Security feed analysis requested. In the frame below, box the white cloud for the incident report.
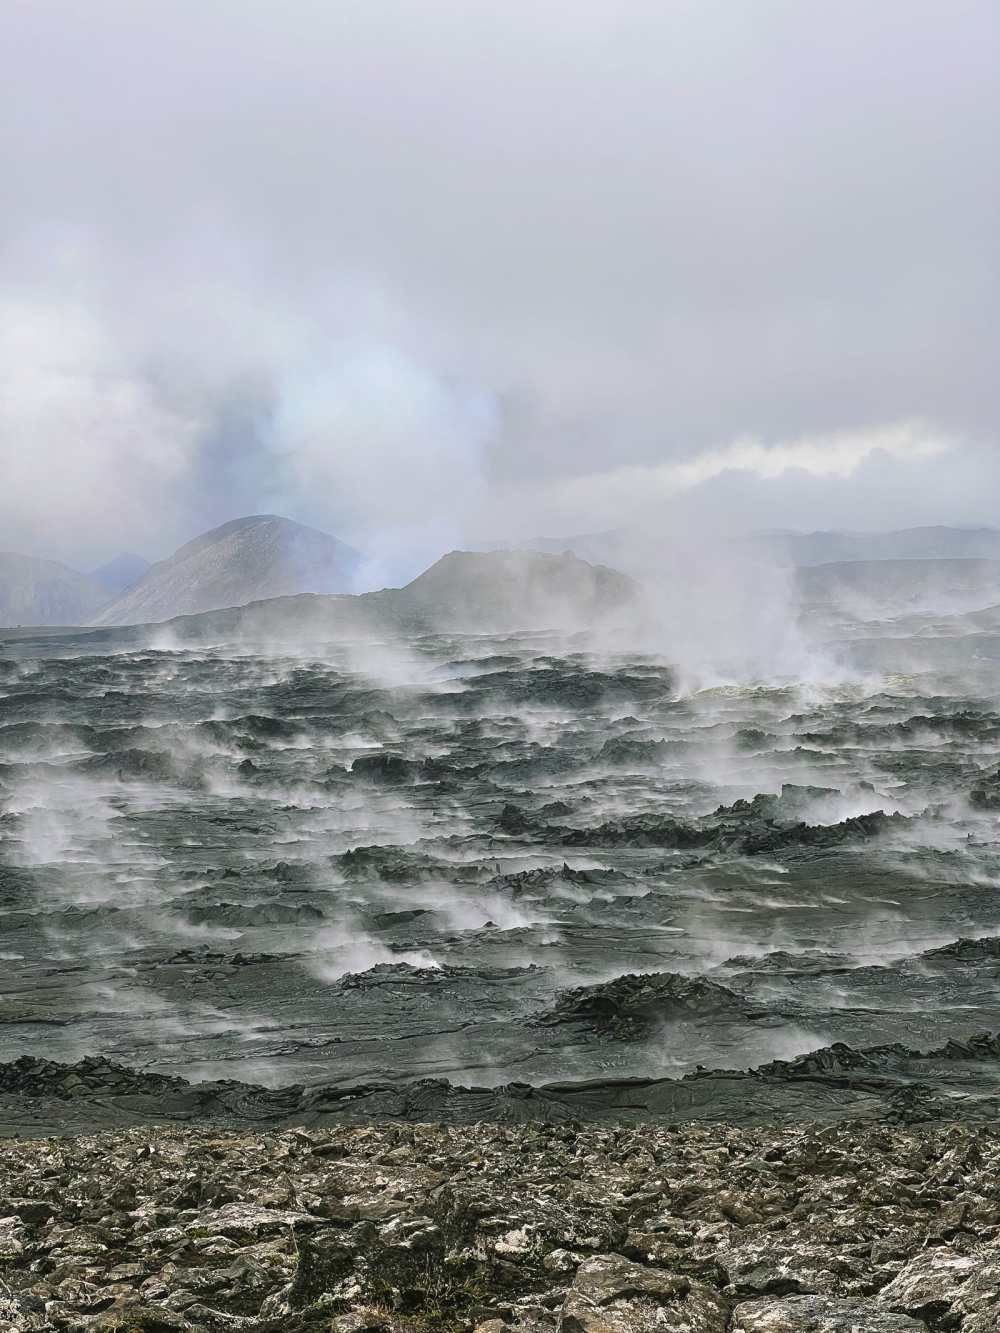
[1,0,997,563]
[670,422,953,486]
[0,296,203,562]
[510,421,959,532]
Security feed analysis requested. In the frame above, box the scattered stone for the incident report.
[0,1121,999,1330]
[559,1253,728,1331]
[731,1294,930,1331]
[876,1246,1000,1329]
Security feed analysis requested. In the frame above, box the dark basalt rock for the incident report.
[734,727,772,750]
[539,798,906,855]
[557,814,716,850]
[75,747,178,782]
[0,1054,188,1100]
[498,803,537,835]
[5,1032,1000,1133]
[970,772,1000,809]
[332,845,474,883]
[183,900,326,928]
[596,736,672,767]
[919,936,1000,963]
[536,972,747,1038]
[719,950,858,976]
[268,860,316,884]
[536,798,573,819]
[713,783,843,819]
[351,753,421,784]
[732,809,905,855]
[336,962,539,993]
[234,713,304,740]
[750,1040,887,1079]
[367,908,434,931]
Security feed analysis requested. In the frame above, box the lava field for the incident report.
[3,629,1000,1130]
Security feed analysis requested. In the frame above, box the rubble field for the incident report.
[2,1118,999,1332]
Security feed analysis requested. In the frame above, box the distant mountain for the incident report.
[747,526,1000,566]
[90,552,151,597]
[798,558,1000,617]
[0,553,106,627]
[387,549,636,631]
[57,550,639,643]
[481,526,1000,571]
[94,515,361,626]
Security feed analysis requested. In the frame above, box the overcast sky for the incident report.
[3,0,998,573]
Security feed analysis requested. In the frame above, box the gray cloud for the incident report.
[2,0,998,569]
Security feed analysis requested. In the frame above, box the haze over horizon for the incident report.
[3,0,999,581]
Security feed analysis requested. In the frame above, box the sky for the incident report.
[2,0,999,575]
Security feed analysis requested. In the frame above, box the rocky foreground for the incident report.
[1,1121,999,1332]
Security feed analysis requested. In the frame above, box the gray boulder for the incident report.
[732,1293,929,1331]
[558,1254,728,1332]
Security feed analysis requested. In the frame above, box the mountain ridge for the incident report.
[2,548,640,644]
[479,525,1000,569]
[0,552,106,628]
[89,551,152,598]
[93,514,360,626]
